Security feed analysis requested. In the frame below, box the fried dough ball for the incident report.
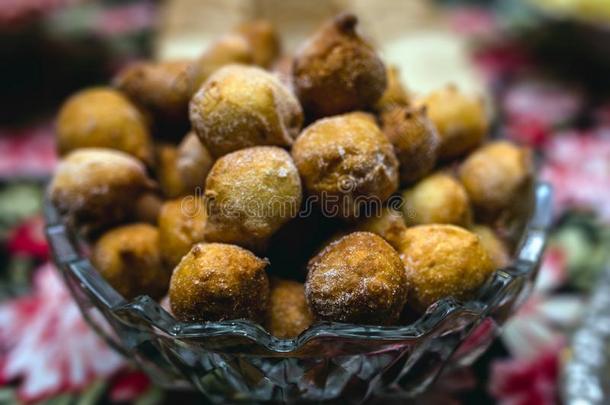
[415,85,488,160]
[397,224,494,313]
[381,106,440,185]
[169,243,270,322]
[204,146,302,251]
[472,225,510,268]
[190,64,303,158]
[188,34,254,93]
[134,193,163,224]
[56,87,152,164]
[354,207,407,250]
[92,223,168,299]
[49,148,154,232]
[374,65,410,112]
[158,197,207,269]
[265,279,313,338]
[459,141,533,218]
[293,13,387,118]
[155,144,188,198]
[114,60,192,124]
[292,112,399,219]
[176,132,214,194]
[305,232,408,324]
[402,173,472,227]
[235,20,281,68]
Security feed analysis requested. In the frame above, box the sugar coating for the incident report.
[204,146,302,251]
[92,223,168,299]
[397,224,494,314]
[190,64,303,158]
[305,232,408,325]
[402,172,472,227]
[169,243,269,323]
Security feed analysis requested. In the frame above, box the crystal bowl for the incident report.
[44,182,552,403]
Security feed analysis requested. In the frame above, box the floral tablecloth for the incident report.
[1,2,610,404]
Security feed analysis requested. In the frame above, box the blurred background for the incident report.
[1,0,610,403]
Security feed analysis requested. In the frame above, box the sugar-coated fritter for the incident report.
[305,232,408,324]
[92,223,168,299]
[354,206,407,250]
[155,144,188,198]
[49,148,154,232]
[56,87,152,164]
[402,173,472,227]
[176,132,214,194]
[415,85,488,160]
[190,64,303,158]
[133,193,163,225]
[397,224,494,313]
[158,197,207,269]
[265,278,313,338]
[381,106,440,185]
[204,146,302,251]
[291,112,399,219]
[235,20,281,68]
[293,13,387,118]
[459,141,533,218]
[114,60,192,124]
[169,243,269,322]
[374,65,410,112]
[472,225,510,268]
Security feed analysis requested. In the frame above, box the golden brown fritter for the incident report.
[305,232,408,325]
[472,225,510,268]
[354,206,407,250]
[49,148,154,233]
[374,65,410,112]
[265,278,313,338]
[402,173,472,227]
[293,13,387,118]
[92,223,169,300]
[133,193,163,225]
[292,112,398,219]
[190,64,303,158]
[204,146,302,251]
[56,87,152,164]
[114,60,192,124]
[415,85,488,160]
[169,243,269,322]
[176,132,214,194]
[381,106,440,185]
[155,144,188,199]
[158,197,207,269]
[459,141,533,218]
[235,20,281,68]
[397,224,494,313]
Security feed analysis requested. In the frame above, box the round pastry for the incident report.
[176,132,214,194]
[397,224,494,313]
[158,197,207,269]
[169,243,269,322]
[291,112,399,219]
[402,173,472,227]
[48,148,154,232]
[305,232,408,324]
[204,146,302,251]
[56,87,152,164]
[114,60,192,124]
[415,85,488,160]
[92,223,168,299]
[381,106,440,185]
[235,20,281,68]
[265,278,313,338]
[155,144,188,198]
[459,141,533,218]
[472,225,510,268]
[374,65,410,112]
[133,193,163,225]
[190,64,303,158]
[293,13,387,118]
[354,206,407,250]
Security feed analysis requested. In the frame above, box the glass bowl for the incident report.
[44,182,552,403]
